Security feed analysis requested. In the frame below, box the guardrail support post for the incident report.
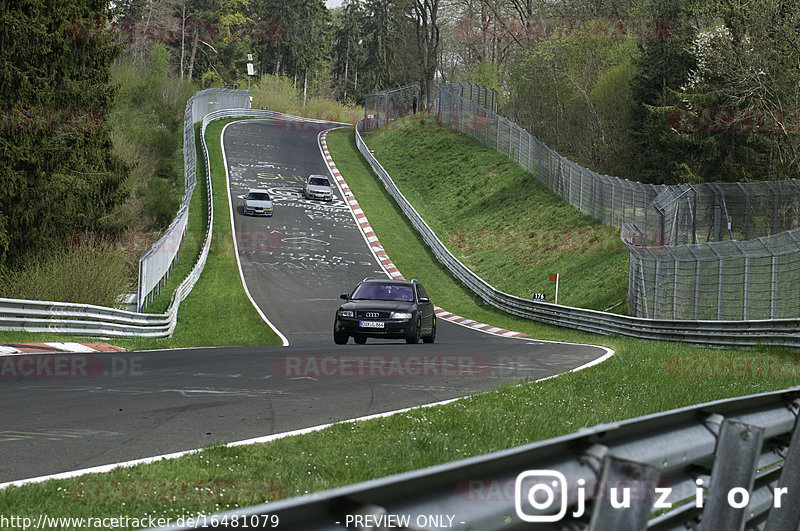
[588,454,660,531]
[701,419,765,531]
[764,406,800,531]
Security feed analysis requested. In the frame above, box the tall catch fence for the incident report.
[362,85,420,132]
[138,89,251,310]
[440,82,498,113]
[436,83,800,320]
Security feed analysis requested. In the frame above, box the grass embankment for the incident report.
[363,114,629,312]
[0,120,282,350]
[2,120,799,528]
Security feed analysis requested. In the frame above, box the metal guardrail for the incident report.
[153,387,800,530]
[354,121,800,348]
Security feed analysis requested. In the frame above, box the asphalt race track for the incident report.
[0,119,607,483]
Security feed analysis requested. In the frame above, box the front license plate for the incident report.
[359,321,385,329]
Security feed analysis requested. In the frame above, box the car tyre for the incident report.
[405,317,421,344]
[354,335,367,345]
[334,330,349,344]
[422,318,436,344]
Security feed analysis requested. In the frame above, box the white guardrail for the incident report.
[0,102,344,338]
[154,387,800,530]
[354,121,800,348]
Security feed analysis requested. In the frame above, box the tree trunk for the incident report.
[179,3,185,79]
[187,23,199,80]
[303,68,308,107]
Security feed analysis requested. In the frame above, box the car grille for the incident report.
[356,311,391,319]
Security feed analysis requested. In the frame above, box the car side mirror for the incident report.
[340,294,349,300]
[419,297,429,302]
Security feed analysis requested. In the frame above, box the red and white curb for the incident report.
[318,130,527,339]
[0,342,125,356]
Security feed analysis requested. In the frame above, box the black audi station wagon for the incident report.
[334,278,436,344]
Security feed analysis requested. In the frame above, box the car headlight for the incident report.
[390,311,413,320]
[338,310,354,318]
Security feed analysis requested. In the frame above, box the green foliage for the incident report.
[505,0,800,185]
[250,74,362,123]
[464,60,503,107]
[201,70,223,88]
[0,0,128,269]
[145,161,180,227]
[0,245,132,308]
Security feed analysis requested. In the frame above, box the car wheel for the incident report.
[354,335,367,345]
[422,318,436,344]
[405,317,421,344]
[334,331,349,345]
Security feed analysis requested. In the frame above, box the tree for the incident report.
[412,0,440,108]
[0,0,128,268]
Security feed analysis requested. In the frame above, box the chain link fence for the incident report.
[138,88,251,310]
[628,228,800,320]
[437,84,800,320]
[362,85,420,132]
[440,82,498,113]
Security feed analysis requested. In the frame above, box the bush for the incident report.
[0,243,133,308]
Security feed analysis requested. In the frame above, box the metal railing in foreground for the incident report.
[353,120,800,348]
[153,387,800,530]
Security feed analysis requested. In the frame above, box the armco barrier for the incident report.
[152,387,800,530]
[354,121,800,348]
[0,104,347,338]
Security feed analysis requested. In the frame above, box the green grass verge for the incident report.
[0,119,282,350]
[2,121,798,528]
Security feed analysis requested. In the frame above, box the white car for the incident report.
[303,174,334,201]
[242,189,273,216]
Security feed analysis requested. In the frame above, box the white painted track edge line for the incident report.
[221,121,289,347]
[0,344,611,491]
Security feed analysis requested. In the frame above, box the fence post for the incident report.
[764,411,800,531]
[588,454,660,531]
[701,418,765,531]
[770,255,777,319]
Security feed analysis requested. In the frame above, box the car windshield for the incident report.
[247,192,270,201]
[351,283,414,302]
[309,177,329,187]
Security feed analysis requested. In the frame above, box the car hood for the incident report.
[306,184,332,193]
[245,199,273,208]
[340,300,415,311]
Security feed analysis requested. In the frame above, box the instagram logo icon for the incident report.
[514,470,569,522]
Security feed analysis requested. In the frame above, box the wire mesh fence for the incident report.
[439,82,498,113]
[436,84,800,320]
[138,88,251,310]
[362,85,420,132]
[627,228,800,320]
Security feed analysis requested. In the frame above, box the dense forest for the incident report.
[1,0,798,291]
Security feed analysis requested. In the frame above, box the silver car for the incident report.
[242,188,273,216]
[303,174,334,202]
